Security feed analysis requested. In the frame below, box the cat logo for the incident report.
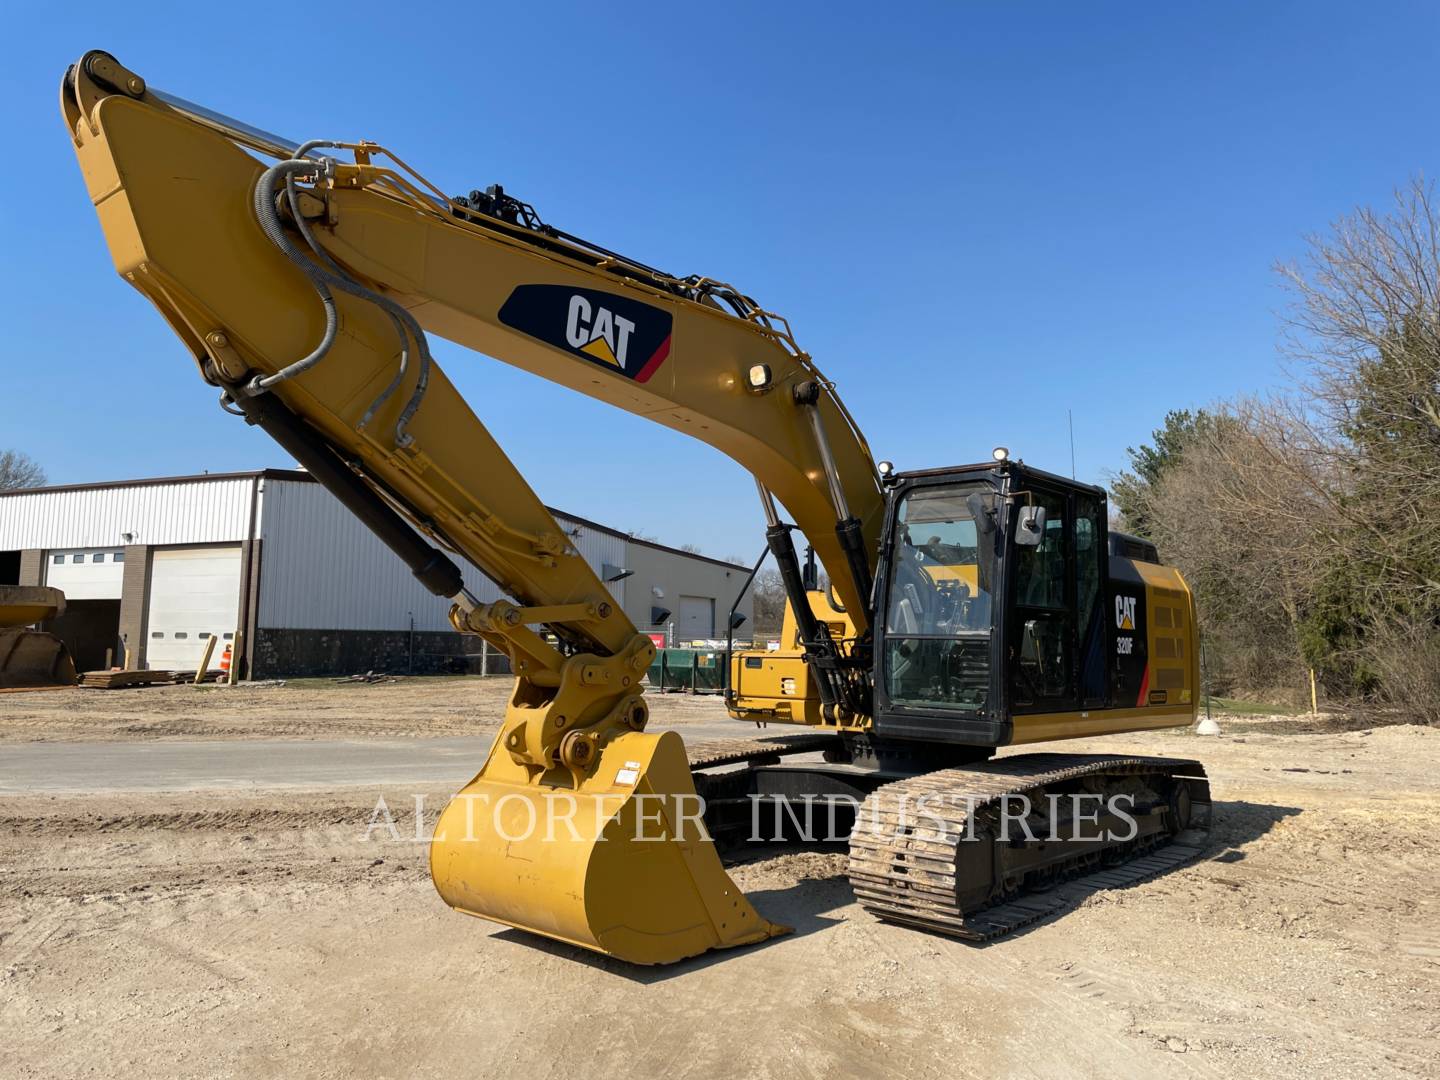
[1115,595,1137,631]
[565,294,634,368]
[497,284,673,383]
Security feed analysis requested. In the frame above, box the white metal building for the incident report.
[0,470,752,677]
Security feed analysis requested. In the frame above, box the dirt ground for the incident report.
[0,678,614,742]
[1,680,1437,1079]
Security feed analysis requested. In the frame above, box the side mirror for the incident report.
[1014,505,1047,547]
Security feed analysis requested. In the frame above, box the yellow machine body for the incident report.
[729,588,861,728]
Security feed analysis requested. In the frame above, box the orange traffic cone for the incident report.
[218,643,232,679]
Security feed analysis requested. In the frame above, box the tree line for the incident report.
[1112,180,1440,721]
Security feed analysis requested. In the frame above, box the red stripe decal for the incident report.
[1136,664,1150,707]
[634,335,671,383]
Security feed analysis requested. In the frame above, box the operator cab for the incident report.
[873,461,1111,747]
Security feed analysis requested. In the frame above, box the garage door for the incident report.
[677,595,714,641]
[44,549,127,600]
[146,547,242,671]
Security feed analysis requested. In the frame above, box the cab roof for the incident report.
[889,460,1106,498]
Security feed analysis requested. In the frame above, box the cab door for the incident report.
[1006,484,1111,715]
[1007,486,1077,712]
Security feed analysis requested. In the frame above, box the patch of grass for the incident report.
[1207,697,1297,716]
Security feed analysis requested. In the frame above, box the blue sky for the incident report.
[4,1,1437,560]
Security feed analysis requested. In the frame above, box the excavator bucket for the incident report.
[0,629,78,689]
[0,588,78,690]
[431,728,788,965]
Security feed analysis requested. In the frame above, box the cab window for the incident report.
[883,484,996,711]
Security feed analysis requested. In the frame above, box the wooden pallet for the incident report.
[79,669,175,689]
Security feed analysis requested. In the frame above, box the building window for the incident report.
[72,554,85,564]
[93,553,105,564]
[152,632,164,638]
[113,552,125,563]
[174,632,188,639]
[52,554,63,564]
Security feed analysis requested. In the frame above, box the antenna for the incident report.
[1068,409,1076,479]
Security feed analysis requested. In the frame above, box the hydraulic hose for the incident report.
[248,148,434,446]
[249,159,338,390]
[284,142,413,433]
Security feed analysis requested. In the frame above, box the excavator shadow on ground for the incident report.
[491,841,855,982]
[489,801,1303,981]
[952,798,1306,950]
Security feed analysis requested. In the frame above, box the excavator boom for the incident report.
[61,50,879,964]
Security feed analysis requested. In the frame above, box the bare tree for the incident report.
[1276,177,1440,614]
[1142,405,1326,697]
[749,568,789,638]
[1139,179,1440,714]
[0,450,45,492]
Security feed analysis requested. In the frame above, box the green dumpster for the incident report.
[646,648,727,693]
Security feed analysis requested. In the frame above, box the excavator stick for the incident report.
[0,588,79,690]
[431,729,789,964]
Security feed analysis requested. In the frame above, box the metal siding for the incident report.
[257,480,631,631]
[560,516,628,614]
[0,480,254,550]
[256,480,480,631]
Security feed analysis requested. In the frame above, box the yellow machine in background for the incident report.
[0,587,78,690]
[62,51,1208,966]
[730,585,856,727]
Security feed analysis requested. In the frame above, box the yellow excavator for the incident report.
[62,51,1210,965]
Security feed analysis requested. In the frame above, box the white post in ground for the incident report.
[1196,635,1221,735]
